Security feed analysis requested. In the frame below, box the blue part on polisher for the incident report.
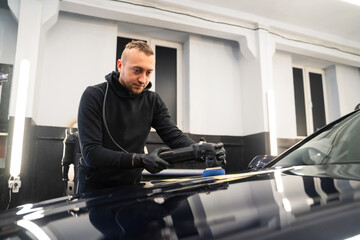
[203,168,225,177]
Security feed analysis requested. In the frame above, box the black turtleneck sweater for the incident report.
[77,71,195,187]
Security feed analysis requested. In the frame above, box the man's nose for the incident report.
[138,73,147,83]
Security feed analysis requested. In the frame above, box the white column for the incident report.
[238,27,277,153]
[239,28,275,132]
[257,28,277,155]
[8,0,59,118]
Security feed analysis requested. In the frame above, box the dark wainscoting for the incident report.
[1,118,37,210]
[30,126,68,202]
[0,118,68,210]
[1,120,301,210]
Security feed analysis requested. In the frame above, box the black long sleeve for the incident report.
[77,71,195,186]
[78,85,134,169]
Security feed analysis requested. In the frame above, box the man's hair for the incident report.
[121,40,154,60]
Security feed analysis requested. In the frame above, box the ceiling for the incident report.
[191,0,360,46]
[2,0,359,47]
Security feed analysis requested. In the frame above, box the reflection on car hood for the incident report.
[1,166,360,239]
[287,163,360,181]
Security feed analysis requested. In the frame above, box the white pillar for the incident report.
[257,28,277,155]
[8,0,59,118]
[239,28,275,133]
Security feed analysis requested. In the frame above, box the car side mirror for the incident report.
[248,155,275,170]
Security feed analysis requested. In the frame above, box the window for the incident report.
[293,67,327,136]
[293,68,307,136]
[116,37,182,127]
[155,45,177,123]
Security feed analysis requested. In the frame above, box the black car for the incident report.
[1,110,360,240]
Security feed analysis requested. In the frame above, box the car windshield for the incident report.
[273,111,360,167]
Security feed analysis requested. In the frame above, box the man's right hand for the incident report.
[133,147,170,174]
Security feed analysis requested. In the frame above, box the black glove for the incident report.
[196,138,227,166]
[214,143,226,166]
[133,147,170,174]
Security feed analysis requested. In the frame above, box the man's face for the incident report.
[117,48,155,94]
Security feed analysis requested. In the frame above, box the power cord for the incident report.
[6,187,11,210]
[102,82,129,153]
[5,176,12,210]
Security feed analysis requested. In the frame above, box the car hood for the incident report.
[1,165,360,239]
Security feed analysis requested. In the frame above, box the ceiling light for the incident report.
[9,59,30,193]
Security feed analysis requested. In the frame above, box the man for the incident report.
[77,41,223,193]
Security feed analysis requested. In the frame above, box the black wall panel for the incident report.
[31,126,66,202]
[0,118,37,209]
[0,120,287,209]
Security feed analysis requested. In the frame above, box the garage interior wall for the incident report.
[0,8,17,65]
[0,0,360,208]
[34,12,117,128]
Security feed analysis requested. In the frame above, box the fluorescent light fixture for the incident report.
[267,90,278,156]
[9,59,30,178]
[342,0,360,7]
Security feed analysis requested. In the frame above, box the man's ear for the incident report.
[117,59,122,72]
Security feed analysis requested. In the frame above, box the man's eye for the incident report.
[146,71,152,76]
[134,69,141,74]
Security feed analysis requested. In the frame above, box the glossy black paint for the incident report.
[1,165,360,239]
[1,110,360,239]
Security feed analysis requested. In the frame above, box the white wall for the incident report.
[187,35,243,136]
[2,3,360,139]
[238,53,266,136]
[0,8,17,64]
[272,51,360,139]
[325,65,341,122]
[272,52,297,139]
[336,64,360,116]
[34,12,117,127]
